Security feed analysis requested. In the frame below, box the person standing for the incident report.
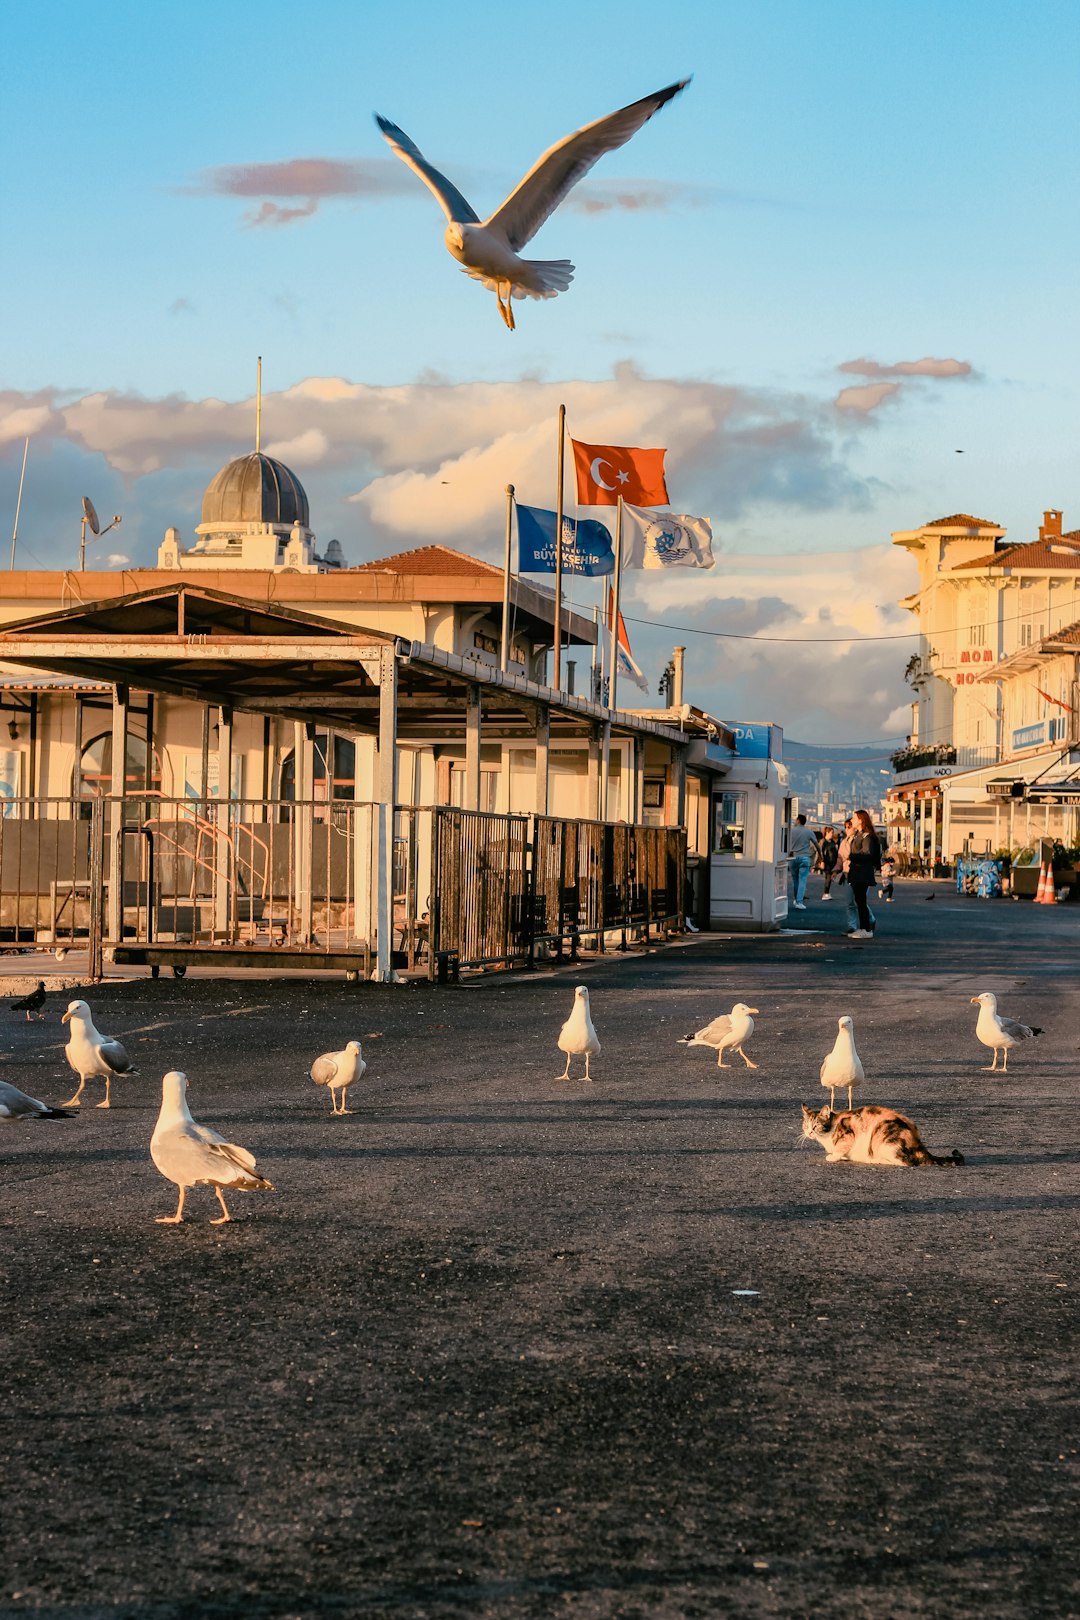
[847,810,882,938]
[788,814,815,910]
[820,826,840,898]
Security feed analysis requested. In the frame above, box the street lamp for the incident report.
[80,497,122,570]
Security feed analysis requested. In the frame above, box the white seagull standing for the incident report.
[678,1003,760,1069]
[61,999,136,1109]
[557,986,601,1082]
[970,992,1042,1072]
[150,1070,274,1226]
[376,80,689,330]
[819,1015,864,1111]
[0,1079,73,1124]
[310,1039,366,1115]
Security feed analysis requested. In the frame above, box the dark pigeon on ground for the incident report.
[10,981,46,1021]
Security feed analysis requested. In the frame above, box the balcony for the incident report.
[889,742,998,786]
[890,744,957,774]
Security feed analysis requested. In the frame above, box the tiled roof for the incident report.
[953,537,1080,571]
[351,544,502,578]
[923,513,1001,529]
[1043,619,1080,647]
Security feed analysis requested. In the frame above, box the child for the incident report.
[878,854,896,902]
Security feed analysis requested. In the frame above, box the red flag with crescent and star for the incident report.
[571,440,669,507]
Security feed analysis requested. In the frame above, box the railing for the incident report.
[0,796,686,981]
[429,809,686,972]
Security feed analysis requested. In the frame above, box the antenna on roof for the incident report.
[255,355,262,454]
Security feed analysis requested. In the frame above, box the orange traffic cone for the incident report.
[1034,862,1052,903]
[1045,864,1059,905]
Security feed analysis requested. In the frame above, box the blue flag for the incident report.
[516,504,614,576]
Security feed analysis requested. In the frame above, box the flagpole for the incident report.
[608,495,624,714]
[500,484,515,673]
[553,402,566,692]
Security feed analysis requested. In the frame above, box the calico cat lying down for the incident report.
[801,1103,964,1167]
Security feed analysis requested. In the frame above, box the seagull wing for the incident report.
[0,1079,48,1118]
[698,1015,733,1044]
[998,1016,1033,1040]
[310,1054,340,1086]
[190,1119,260,1177]
[375,115,480,225]
[99,1038,134,1074]
[485,80,688,252]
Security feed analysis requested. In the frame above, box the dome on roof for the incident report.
[200,452,309,529]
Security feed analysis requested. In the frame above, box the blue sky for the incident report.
[3,0,1080,739]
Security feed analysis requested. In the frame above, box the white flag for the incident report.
[622,503,715,569]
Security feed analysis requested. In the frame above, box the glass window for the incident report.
[713,790,747,855]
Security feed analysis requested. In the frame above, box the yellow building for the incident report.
[890,509,1080,859]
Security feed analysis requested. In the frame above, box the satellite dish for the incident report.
[81,497,101,536]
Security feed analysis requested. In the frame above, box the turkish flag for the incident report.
[571,439,669,507]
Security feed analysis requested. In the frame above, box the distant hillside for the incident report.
[782,738,894,818]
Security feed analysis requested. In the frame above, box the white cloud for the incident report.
[0,368,933,739]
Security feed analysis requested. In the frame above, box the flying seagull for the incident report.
[819,1015,864,1111]
[61,999,136,1109]
[678,1002,759,1069]
[151,1070,273,1226]
[310,1040,366,1115]
[375,80,689,330]
[970,992,1042,1073]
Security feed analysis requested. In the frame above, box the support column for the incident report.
[72,698,84,800]
[375,647,399,981]
[107,685,128,941]
[293,720,314,945]
[464,685,482,812]
[534,704,550,816]
[633,737,646,824]
[200,705,211,802]
[215,707,234,937]
[941,789,952,864]
[598,719,612,822]
[588,724,602,821]
[673,745,687,829]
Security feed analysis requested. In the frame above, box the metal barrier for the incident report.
[530,816,684,958]
[429,808,531,970]
[430,809,686,972]
[0,796,685,980]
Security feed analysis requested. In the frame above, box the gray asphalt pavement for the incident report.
[0,878,1077,1619]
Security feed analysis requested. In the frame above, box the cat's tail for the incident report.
[907,1145,965,1167]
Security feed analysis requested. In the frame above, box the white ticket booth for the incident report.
[707,722,791,932]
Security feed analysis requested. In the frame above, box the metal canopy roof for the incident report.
[0,583,687,748]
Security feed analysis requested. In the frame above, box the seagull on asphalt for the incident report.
[557,985,601,1082]
[376,80,689,330]
[61,999,136,1109]
[151,1070,274,1226]
[820,1015,864,1111]
[0,1079,72,1123]
[678,1002,759,1069]
[310,1040,366,1115]
[10,982,46,1021]
[970,992,1042,1073]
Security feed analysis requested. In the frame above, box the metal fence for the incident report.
[0,797,685,980]
[429,808,685,971]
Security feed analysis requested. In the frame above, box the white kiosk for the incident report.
[708,722,792,932]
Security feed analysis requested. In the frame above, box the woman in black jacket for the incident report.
[847,809,881,938]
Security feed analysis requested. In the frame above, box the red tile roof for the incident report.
[923,513,1002,529]
[351,544,503,577]
[1045,620,1080,647]
[954,537,1080,571]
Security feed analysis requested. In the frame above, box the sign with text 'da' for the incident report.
[726,722,782,761]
